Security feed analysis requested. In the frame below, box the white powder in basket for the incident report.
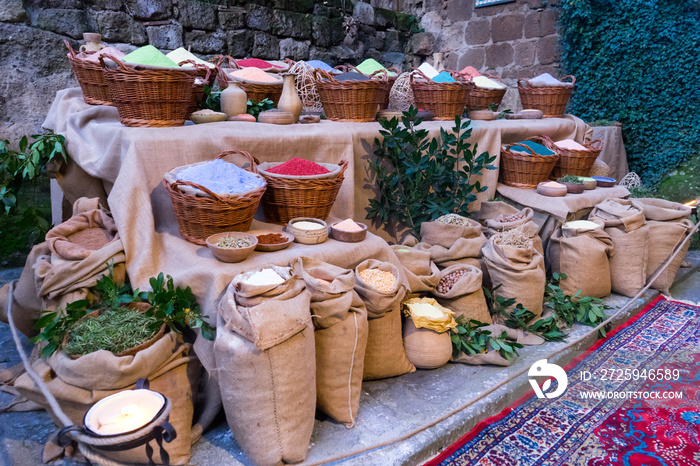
[177,159,265,195]
[244,268,285,286]
[292,221,324,230]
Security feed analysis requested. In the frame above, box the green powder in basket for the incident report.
[124,45,179,68]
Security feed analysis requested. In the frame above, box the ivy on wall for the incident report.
[558,0,700,185]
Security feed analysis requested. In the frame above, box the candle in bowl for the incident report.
[85,389,165,436]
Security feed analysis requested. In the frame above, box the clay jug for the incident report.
[278,73,302,121]
[221,82,248,118]
[433,52,445,72]
[81,33,105,53]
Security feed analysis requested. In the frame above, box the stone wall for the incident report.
[0,0,418,141]
[405,0,562,111]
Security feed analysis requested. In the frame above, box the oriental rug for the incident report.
[426,296,700,466]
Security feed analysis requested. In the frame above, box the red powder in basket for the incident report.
[237,58,282,69]
[267,158,331,176]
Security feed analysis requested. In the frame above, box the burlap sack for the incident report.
[391,245,440,295]
[433,265,491,324]
[45,208,119,261]
[354,260,415,380]
[477,201,544,256]
[14,332,197,465]
[290,257,368,427]
[482,234,546,318]
[408,219,487,268]
[402,318,452,369]
[633,198,694,293]
[214,268,315,466]
[589,199,649,297]
[547,223,614,298]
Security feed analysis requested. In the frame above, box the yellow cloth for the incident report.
[403,297,456,333]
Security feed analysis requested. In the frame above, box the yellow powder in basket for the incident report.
[292,220,325,230]
[230,67,280,83]
[334,218,362,232]
[542,181,565,188]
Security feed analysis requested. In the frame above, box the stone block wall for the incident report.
[0,0,418,141]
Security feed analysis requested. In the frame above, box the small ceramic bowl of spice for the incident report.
[250,230,294,252]
[286,218,328,244]
[557,176,585,194]
[536,181,567,197]
[206,232,258,263]
[592,176,616,187]
[331,218,367,243]
[580,177,597,190]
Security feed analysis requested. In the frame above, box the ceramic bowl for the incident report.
[592,176,616,187]
[558,179,585,194]
[330,222,368,243]
[286,218,328,245]
[249,230,294,252]
[520,109,544,119]
[536,182,567,197]
[206,232,258,263]
[467,110,497,121]
[190,111,227,124]
[580,177,597,190]
[258,109,296,125]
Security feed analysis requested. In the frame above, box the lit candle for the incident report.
[85,389,165,436]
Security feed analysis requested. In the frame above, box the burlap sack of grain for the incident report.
[0,199,125,338]
[477,201,544,256]
[390,245,440,295]
[482,233,546,318]
[407,218,486,268]
[432,264,491,324]
[589,199,649,297]
[633,198,694,293]
[290,257,367,427]
[214,267,315,466]
[14,332,197,465]
[354,259,415,380]
[547,222,614,298]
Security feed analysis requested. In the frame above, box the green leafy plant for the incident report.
[32,299,91,359]
[451,316,522,362]
[201,84,221,112]
[367,106,496,240]
[545,273,611,337]
[559,175,583,184]
[247,98,274,121]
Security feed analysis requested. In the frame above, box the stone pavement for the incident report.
[0,251,698,466]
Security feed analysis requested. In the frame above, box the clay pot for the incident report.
[221,82,248,118]
[402,318,452,369]
[277,73,302,121]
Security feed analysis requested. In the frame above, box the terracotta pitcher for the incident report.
[278,73,302,121]
[81,33,105,53]
[221,82,248,118]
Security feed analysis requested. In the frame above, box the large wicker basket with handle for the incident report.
[500,136,560,188]
[257,160,348,224]
[163,150,267,245]
[213,55,283,105]
[466,75,507,110]
[550,139,604,179]
[178,60,216,115]
[99,55,197,127]
[314,69,387,122]
[517,76,575,118]
[410,69,472,120]
[65,40,113,106]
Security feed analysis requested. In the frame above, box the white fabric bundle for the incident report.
[529,73,573,87]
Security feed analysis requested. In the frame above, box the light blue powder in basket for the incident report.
[176,159,265,195]
[306,60,334,72]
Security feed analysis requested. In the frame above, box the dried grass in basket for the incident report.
[99,54,197,127]
[466,75,507,110]
[549,139,604,179]
[64,40,113,106]
[163,150,266,245]
[517,75,575,118]
[500,135,560,189]
[212,55,283,105]
[410,69,472,121]
[258,160,349,224]
[314,69,388,122]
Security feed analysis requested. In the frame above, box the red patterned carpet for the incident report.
[426,296,700,466]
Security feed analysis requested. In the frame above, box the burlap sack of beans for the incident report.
[14,333,197,465]
[477,201,544,257]
[633,198,694,293]
[589,199,649,297]
[406,219,486,268]
[214,267,315,466]
[390,245,440,296]
[433,264,491,324]
[290,257,367,427]
[482,233,546,318]
[547,223,614,298]
[354,259,415,380]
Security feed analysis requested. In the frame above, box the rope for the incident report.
[297,219,700,466]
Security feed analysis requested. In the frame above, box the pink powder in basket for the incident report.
[229,67,280,83]
[335,218,363,232]
[267,158,330,176]
[542,181,564,188]
[237,58,283,69]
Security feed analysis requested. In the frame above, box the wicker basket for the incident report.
[314,69,387,122]
[178,60,216,115]
[549,139,604,179]
[65,40,113,106]
[465,75,507,110]
[258,160,348,224]
[410,69,472,121]
[213,55,284,105]
[518,76,575,118]
[500,136,560,188]
[163,150,266,245]
[99,55,196,127]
